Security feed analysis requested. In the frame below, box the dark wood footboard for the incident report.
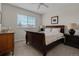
[26,31,47,55]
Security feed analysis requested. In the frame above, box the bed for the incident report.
[25,25,64,56]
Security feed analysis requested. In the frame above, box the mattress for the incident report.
[45,32,64,45]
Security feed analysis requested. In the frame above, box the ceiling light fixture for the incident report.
[37,3,48,9]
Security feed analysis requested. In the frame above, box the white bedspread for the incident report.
[45,32,64,45]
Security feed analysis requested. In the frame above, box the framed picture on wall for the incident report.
[51,16,58,24]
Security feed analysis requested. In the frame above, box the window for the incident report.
[17,14,36,28]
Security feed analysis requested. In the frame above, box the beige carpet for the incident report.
[14,40,79,56]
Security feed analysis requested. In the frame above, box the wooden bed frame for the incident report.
[25,25,64,56]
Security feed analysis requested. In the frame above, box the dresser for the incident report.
[0,32,14,55]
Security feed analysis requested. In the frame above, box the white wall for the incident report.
[42,4,79,26]
[0,3,1,11]
[0,3,2,24]
[2,3,42,41]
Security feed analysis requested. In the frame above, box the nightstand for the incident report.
[64,34,79,48]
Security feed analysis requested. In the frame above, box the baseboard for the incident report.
[14,39,25,42]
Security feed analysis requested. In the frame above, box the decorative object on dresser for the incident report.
[0,32,14,55]
[64,34,79,48]
[51,16,58,24]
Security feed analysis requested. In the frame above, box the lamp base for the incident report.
[69,29,75,35]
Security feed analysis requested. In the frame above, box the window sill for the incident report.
[17,26,36,29]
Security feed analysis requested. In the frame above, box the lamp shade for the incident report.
[67,23,78,29]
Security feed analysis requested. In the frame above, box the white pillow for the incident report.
[65,29,69,34]
[45,28,51,33]
[51,28,60,33]
[64,26,70,34]
[74,29,79,35]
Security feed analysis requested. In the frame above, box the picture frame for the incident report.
[51,16,58,24]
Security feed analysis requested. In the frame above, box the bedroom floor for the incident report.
[13,40,79,56]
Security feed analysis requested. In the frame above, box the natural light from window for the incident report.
[17,14,36,28]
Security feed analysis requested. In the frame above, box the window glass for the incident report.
[17,14,36,28]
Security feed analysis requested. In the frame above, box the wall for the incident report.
[42,4,79,26]
[2,3,42,41]
[0,3,2,24]
[0,3,1,12]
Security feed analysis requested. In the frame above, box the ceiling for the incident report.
[10,3,79,14]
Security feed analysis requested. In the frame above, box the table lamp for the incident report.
[67,23,78,35]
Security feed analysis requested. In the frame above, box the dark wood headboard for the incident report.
[46,25,65,33]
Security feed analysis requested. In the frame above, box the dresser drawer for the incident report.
[0,33,14,55]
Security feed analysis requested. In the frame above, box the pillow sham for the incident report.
[51,28,60,33]
[74,29,79,35]
[65,29,69,34]
[45,28,51,33]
